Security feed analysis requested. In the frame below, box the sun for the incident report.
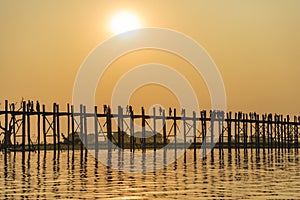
[110,12,141,35]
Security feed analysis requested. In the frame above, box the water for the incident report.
[1,149,300,199]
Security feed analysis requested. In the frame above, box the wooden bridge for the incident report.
[0,100,299,158]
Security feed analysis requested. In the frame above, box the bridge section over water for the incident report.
[0,100,299,157]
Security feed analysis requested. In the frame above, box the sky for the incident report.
[1,0,300,115]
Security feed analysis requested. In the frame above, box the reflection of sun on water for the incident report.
[110,12,141,35]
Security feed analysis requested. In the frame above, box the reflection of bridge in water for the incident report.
[0,100,299,161]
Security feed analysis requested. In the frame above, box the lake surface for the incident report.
[0,148,300,199]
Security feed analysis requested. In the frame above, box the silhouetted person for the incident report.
[103,105,107,114]
[159,107,162,115]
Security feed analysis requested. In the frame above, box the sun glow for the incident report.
[110,12,141,35]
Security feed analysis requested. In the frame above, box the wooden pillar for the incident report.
[106,107,112,152]
[296,117,299,149]
[120,107,124,149]
[67,104,70,153]
[250,113,253,149]
[273,114,277,148]
[280,115,284,149]
[141,107,146,152]
[193,111,197,161]
[153,107,157,151]
[83,106,87,150]
[243,114,248,149]
[210,111,213,146]
[22,101,26,152]
[182,109,186,151]
[275,115,278,148]
[234,113,237,149]
[117,106,124,149]
[268,114,272,149]
[42,105,47,151]
[283,116,286,149]
[4,100,8,151]
[255,114,260,149]
[218,111,223,150]
[274,115,277,148]
[71,105,75,153]
[218,112,221,150]
[201,110,207,157]
[11,103,16,148]
[79,105,84,154]
[277,115,281,149]
[173,108,177,157]
[227,112,232,149]
[94,106,99,153]
[210,111,214,153]
[37,101,41,153]
[262,114,266,149]
[27,102,31,150]
[129,106,134,152]
[287,115,290,149]
[53,103,57,153]
[117,106,121,148]
[241,113,245,149]
[237,112,241,149]
[221,112,225,148]
[56,104,60,152]
[162,110,167,145]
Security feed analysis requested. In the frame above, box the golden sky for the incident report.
[1,0,300,115]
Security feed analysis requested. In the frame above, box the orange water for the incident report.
[0,149,299,199]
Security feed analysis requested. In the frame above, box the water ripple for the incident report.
[0,149,300,199]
